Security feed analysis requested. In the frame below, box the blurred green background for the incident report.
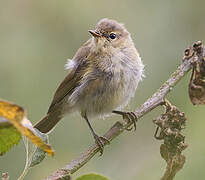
[0,0,205,179]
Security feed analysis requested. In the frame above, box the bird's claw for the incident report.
[94,134,109,156]
[112,110,138,131]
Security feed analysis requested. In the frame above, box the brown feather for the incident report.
[48,39,92,113]
[34,39,92,133]
[34,107,62,133]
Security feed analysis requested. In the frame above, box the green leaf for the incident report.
[0,121,22,155]
[18,129,50,180]
[76,173,109,180]
[29,147,46,167]
[29,128,48,167]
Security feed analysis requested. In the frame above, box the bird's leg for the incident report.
[112,110,138,131]
[83,114,109,156]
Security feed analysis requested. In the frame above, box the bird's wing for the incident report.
[47,39,92,113]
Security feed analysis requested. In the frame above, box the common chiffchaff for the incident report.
[35,18,144,154]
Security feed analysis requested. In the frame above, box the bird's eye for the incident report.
[109,33,116,39]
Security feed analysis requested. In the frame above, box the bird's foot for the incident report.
[112,110,138,131]
[93,134,110,156]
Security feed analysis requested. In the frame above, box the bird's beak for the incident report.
[88,30,101,38]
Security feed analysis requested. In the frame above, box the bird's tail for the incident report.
[34,110,62,133]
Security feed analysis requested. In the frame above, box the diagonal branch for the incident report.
[45,43,204,180]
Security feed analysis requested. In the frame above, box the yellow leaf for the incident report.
[0,100,54,156]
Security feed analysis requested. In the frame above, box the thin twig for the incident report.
[45,45,203,180]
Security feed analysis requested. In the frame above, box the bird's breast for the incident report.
[73,49,144,118]
[89,51,142,113]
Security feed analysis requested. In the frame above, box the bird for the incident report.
[34,18,144,155]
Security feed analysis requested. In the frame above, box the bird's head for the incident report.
[89,18,132,51]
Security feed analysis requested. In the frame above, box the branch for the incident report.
[45,42,204,180]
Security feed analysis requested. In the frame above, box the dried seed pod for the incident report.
[193,41,203,55]
[153,100,187,153]
[189,57,205,105]
[187,41,205,105]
